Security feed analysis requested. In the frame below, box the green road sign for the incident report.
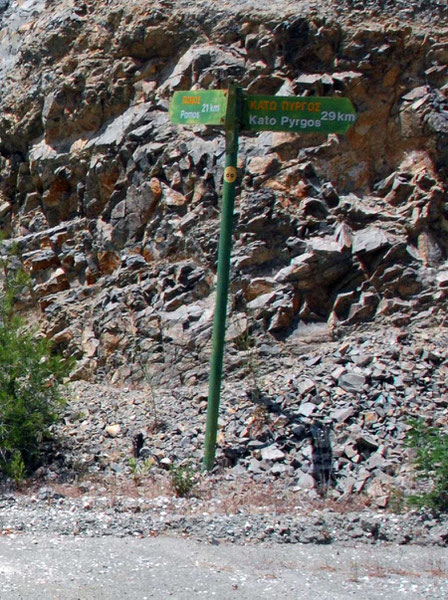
[242,94,357,134]
[169,89,228,126]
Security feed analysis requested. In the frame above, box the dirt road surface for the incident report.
[0,534,446,599]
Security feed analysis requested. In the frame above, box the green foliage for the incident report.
[128,457,138,472]
[0,261,72,478]
[9,450,26,484]
[169,462,197,497]
[128,457,154,483]
[406,419,448,513]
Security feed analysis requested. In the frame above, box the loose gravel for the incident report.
[0,534,446,599]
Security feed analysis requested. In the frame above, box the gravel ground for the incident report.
[0,534,446,599]
[0,484,447,545]
[0,324,443,548]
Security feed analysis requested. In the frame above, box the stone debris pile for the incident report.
[42,322,447,520]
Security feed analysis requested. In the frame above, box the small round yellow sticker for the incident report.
[224,166,237,183]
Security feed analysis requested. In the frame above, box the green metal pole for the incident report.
[203,85,241,471]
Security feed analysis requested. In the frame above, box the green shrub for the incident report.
[169,462,197,497]
[406,419,448,513]
[0,262,72,478]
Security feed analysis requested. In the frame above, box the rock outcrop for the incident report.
[0,0,445,388]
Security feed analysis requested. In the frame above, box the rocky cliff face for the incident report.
[0,0,447,385]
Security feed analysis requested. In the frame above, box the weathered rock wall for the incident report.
[0,0,446,382]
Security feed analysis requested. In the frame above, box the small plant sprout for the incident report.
[128,457,154,484]
[169,462,198,497]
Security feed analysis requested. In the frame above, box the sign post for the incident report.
[169,87,357,470]
[203,85,241,471]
